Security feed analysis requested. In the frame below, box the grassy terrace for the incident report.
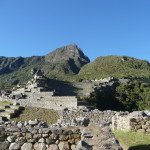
[11,107,59,125]
[0,101,12,105]
[113,130,150,150]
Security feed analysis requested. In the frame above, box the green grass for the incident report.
[11,107,59,125]
[113,130,150,150]
[0,101,12,106]
[0,101,12,104]
[46,100,75,102]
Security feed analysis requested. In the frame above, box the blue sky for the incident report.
[0,0,150,62]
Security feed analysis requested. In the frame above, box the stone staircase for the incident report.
[0,101,24,121]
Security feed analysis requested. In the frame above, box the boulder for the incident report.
[34,143,47,150]
[28,119,39,125]
[9,143,21,150]
[21,143,33,150]
[129,111,146,117]
[7,136,16,142]
[0,141,10,150]
[47,144,59,150]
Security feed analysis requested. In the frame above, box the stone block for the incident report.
[7,136,16,142]
[135,125,142,130]
[45,139,55,145]
[47,144,59,150]
[0,141,10,150]
[9,143,21,150]
[59,135,69,141]
[27,138,37,143]
[15,137,27,145]
[140,121,146,125]
[39,128,51,134]
[142,125,148,130]
[129,118,136,122]
[146,129,150,133]
[137,129,146,133]
[42,134,49,138]
[39,138,45,143]
[34,142,47,150]
[33,134,42,139]
[21,143,33,150]
[25,133,32,139]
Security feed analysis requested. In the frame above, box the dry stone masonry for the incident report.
[58,108,127,126]
[0,71,79,110]
[112,111,150,134]
[0,71,149,149]
[0,120,81,150]
[0,73,129,112]
[0,102,24,121]
[0,119,122,150]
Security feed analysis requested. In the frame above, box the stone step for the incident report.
[9,105,22,110]
[0,112,14,120]
[4,108,17,113]
[0,105,11,109]
[0,101,24,121]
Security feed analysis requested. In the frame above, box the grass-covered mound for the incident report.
[76,55,150,80]
[11,107,59,125]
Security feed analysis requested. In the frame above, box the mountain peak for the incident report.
[45,44,90,63]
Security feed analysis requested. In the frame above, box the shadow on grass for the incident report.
[129,144,150,150]
[47,79,82,96]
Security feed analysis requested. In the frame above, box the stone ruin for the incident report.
[0,72,132,112]
[0,102,24,121]
[0,70,79,110]
[112,110,150,134]
[58,108,150,135]
[0,117,123,150]
[0,106,150,149]
[0,72,149,149]
[11,69,52,97]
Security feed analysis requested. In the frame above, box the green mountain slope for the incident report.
[76,55,150,80]
[0,44,90,86]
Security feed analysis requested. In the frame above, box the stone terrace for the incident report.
[0,102,24,121]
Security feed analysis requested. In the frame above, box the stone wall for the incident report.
[0,97,78,110]
[58,108,126,125]
[0,119,123,150]
[0,120,81,150]
[112,111,150,133]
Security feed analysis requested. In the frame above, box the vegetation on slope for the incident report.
[115,80,150,111]
[0,44,90,86]
[76,55,150,80]
[92,80,150,111]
